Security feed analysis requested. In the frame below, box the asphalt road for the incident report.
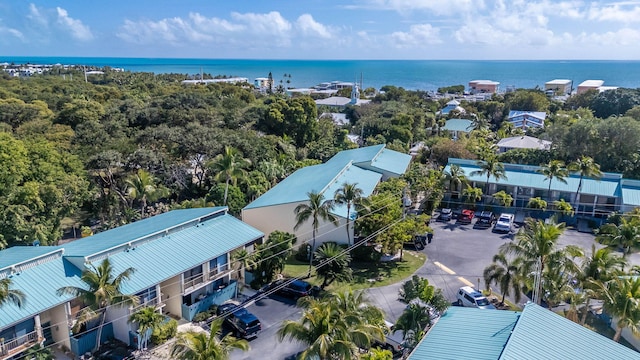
[230,215,613,360]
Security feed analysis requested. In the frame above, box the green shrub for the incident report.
[295,244,311,261]
[151,319,177,344]
[351,245,381,262]
[192,311,209,323]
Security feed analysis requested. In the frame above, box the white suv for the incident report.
[493,213,514,233]
[456,286,496,309]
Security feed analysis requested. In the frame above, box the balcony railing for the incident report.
[0,330,40,358]
[207,264,230,280]
[184,274,204,291]
[132,296,163,312]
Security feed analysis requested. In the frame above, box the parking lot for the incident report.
[229,211,615,359]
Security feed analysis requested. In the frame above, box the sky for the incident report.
[1,0,640,60]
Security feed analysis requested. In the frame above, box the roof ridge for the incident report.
[318,160,354,196]
[0,248,64,276]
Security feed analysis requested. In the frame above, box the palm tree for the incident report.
[294,192,338,277]
[499,219,581,306]
[554,199,574,217]
[231,248,254,283]
[361,348,393,360]
[443,164,467,199]
[471,156,507,197]
[0,278,25,308]
[596,217,640,256]
[578,245,627,325]
[171,319,249,360]
[483,253,522,306]
[527,197,547,211]
[393,303,433,349]
[538,160,568,202]
[278,296,368,360]
[334,182,369,246]
[209,146,250,206]
[129,306,165,350]
[569,156,602,210]
[125,169,166,218]
[57,258,137,352]
[24,344,54,360]
[492,190,513,208]
[462,185,482,206]
[597,276,640,342]
[314,242,353,289]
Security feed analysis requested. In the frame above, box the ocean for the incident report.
[3,57,640,91]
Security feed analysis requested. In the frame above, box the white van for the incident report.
[456,286,496,309]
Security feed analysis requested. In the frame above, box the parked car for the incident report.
[456,286,496,309]
[493,213,515,233]
[373,320,406,354]
[271,279,313,299]
[474,211,496,229]
[217,303,262,338]
[457,209,474,224]
[437,208,453,221]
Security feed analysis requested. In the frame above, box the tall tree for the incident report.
[0,278,25,308]
[209,146,250,206]
[596,218,640,256]
[294,192,338,277]
[483,253,522,306]
[314,242,353,289]
[568,156,602,209]
[538,160,568,201]
[462,185,483,206]
[171,319,249,360]
[334,182,369,246]
[57,258,137,352]
[578,245,627,325]
[492,190,513,207]
[597,277,640,342]
[393,304,432,350]
[129,306,165,350]
[125,169,166,218]
[471,156,507,197]
[443,164,467,199]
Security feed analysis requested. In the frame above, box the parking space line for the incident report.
[433,261,456,275]
[457,276,475,287]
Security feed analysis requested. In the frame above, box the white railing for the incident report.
[132,296,162,312]
[207,264,230,281]
[0,330,39,357]
[183,274,204,291]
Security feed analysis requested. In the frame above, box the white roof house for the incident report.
[577,80,605,94]
[544,79,572,95]
[320,112,349,126]
[507,111,547,129]
[439,99,466,115]
[497,136,552,152]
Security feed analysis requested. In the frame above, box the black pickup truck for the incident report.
[217,303,262,339]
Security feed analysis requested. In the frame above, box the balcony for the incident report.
[207,264,231,281]
[131,296,164,312]
[183,274,205,292]
[0,331,42,359]
[181,280,237,321]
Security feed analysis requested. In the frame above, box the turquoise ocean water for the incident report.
[4,57,640,91]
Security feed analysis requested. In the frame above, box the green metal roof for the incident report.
[0,256,85,328]
[63,207,227,258]
[442,119,475,133]
[0,246,62,269]
[104,214,263,294]
[244,145,410,212]
[446,158,621,197]
[409,307,519,360]
[500,303,639,359]
[622,180,640,207]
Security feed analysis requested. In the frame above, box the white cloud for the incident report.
[365,0,485,15]
[391,24,442,47]
[296,14,332,38]
[0,26,24,41]
[588,3,640,23]
[56,7,93,41]
[577,27,640,46]
[27,3,48,27]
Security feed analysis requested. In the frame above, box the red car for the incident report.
[457,209,475,224]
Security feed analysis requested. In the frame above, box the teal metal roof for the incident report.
[442,119,474,133]
[500,303,639,359]
[0,246,62,269]
[622,184,640,207]
[409,307,519,360]
[0,257,85,328]
[446,158,621,197]
[63,207,227,257]
[325,167,381,219]
[105,214,263,294]
[244,145,409,212]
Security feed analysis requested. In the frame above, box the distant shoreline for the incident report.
[3,57,640,91]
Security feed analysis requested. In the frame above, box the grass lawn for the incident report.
[282,250,427,292]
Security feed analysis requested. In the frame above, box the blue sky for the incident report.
[1,0,640,59]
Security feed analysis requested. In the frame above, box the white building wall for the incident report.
[105,305,131,344]
[242,202,351,249]
[47,303,71,350]
[160,275,182,317]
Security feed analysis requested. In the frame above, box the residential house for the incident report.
[439,100,466,116]
[496,135,551,153]
[408,303,639,359]
[444,158,640,216]
[440,119,475,140]
[0,207,263,358]
[577,80,605,94]
[468,80,500,94]
[242,145,412,247]
[507,110,547,129]
[544,79,573,95]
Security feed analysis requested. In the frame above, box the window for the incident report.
[184,265,204,289]
[464,294,474,303]
[135,286,157,305]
